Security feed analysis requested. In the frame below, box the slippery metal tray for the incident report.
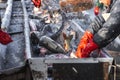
[28,58,114,80]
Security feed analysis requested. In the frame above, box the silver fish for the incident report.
[39,36,65,53]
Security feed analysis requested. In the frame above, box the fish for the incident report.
[32,31,65,53]
[63,32,73,52]
[29,20,38,31]
[39,36,65,53]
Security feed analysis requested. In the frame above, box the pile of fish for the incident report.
[29,0,95,58]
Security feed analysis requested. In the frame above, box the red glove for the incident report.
[75,31,93,58]
[94,6,99,16]
[0,30,13,45]
[32,0,41,8]
[81,39,99,58]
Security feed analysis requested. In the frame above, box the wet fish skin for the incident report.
[29,20,38,31]
[30,31,40,45]
[63,32,73,52]
[29,14,42,19]
[31,31,66,53]
[39,36,65,53]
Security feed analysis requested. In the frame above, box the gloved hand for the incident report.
[75,31,93,58]
[94,6,99,15]
[32,0,41,8]
[0,30,13,45]
[81,39,99,58]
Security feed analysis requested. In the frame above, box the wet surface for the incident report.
[0,0,120,79]
[27,0,96,58]
[0,1,25,70]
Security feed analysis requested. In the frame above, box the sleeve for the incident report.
[87,14,105,34]
[93,0,120,48]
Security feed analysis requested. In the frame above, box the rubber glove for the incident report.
[0,30,13,45]
[81,39,99,58]
[32,0,41,8]
[75,31,93,58]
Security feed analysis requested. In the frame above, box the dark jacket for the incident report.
[87,0,120,48]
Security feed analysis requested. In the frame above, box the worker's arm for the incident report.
[78,0,120,58]
[93,0,120,48]
[75,13,106,58]
[75,0,120,58]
